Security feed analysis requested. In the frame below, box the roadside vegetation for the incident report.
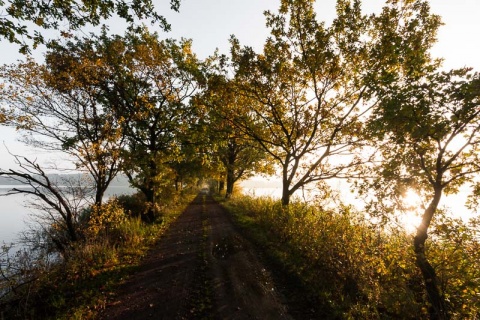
[221,194,480,319]
[0,0,479,318]
[0,191,196,319]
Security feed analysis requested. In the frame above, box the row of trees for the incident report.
[0,26,267,236]
[1,0,479,318]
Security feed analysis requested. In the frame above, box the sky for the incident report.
[0,0,479,170]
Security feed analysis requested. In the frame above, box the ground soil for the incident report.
[98,194,294,320]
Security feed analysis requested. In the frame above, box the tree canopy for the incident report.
[199,74,273,198]
[0,54,126,205]
[0,0,180,53]
[227,0,440,205]
[84,29,204,221]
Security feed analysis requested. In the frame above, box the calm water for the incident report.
[0,186,135,245]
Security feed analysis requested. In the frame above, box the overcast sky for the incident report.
[1,0,479,169]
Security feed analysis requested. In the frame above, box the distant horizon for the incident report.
[0,173,130,186]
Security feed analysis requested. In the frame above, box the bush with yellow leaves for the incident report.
[86,199,127,238]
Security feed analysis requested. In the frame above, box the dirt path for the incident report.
[99,194,292,320]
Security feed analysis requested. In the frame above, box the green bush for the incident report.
[428,214,480,318]
[116,192,149,218]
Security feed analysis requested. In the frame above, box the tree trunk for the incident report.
[281,160,292,206]
[95,187,105,206]
[65,210,78,243]
[281,180,290,206]
[143,187,156,223]
[225,168,235,199]
[414,187,449,320]
[143,157,158,223]
[94,167,108,206]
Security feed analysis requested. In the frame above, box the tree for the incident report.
[0,0,180,53]
[229,0,441,205]
[89,29,204,221]
[0,155,91,252]
[0,51,126,206]
[220,128,270,198]
[166,140,208,193]
[366,68,480,319]
[201,75,272,198]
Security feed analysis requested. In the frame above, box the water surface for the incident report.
[0,186,135,245]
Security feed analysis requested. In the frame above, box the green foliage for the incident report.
[0,0,180,53]
[365,68,480,216]
[227,0,441,205]
[0,0,478,318]
[20,27,207,219]
[86,199,127,238]
[223,195,480,318]
[365,66,480,316]
[79,28,205,217]
[429,213,480,318]
[198,74,273,198]
[0,52,126,206]
[115,192,149,218]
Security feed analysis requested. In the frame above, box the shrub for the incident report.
[226,195,480,318]
[115,192,149,218]
[86,199,127,238]
[428,214,480,318]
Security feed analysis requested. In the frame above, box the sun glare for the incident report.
[398,189,423,233]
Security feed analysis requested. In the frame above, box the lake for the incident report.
[0,186,135,246]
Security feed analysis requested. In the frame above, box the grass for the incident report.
[219,193,480,319]
[4,191,479,318]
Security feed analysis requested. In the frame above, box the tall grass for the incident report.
[223,195,480,319]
